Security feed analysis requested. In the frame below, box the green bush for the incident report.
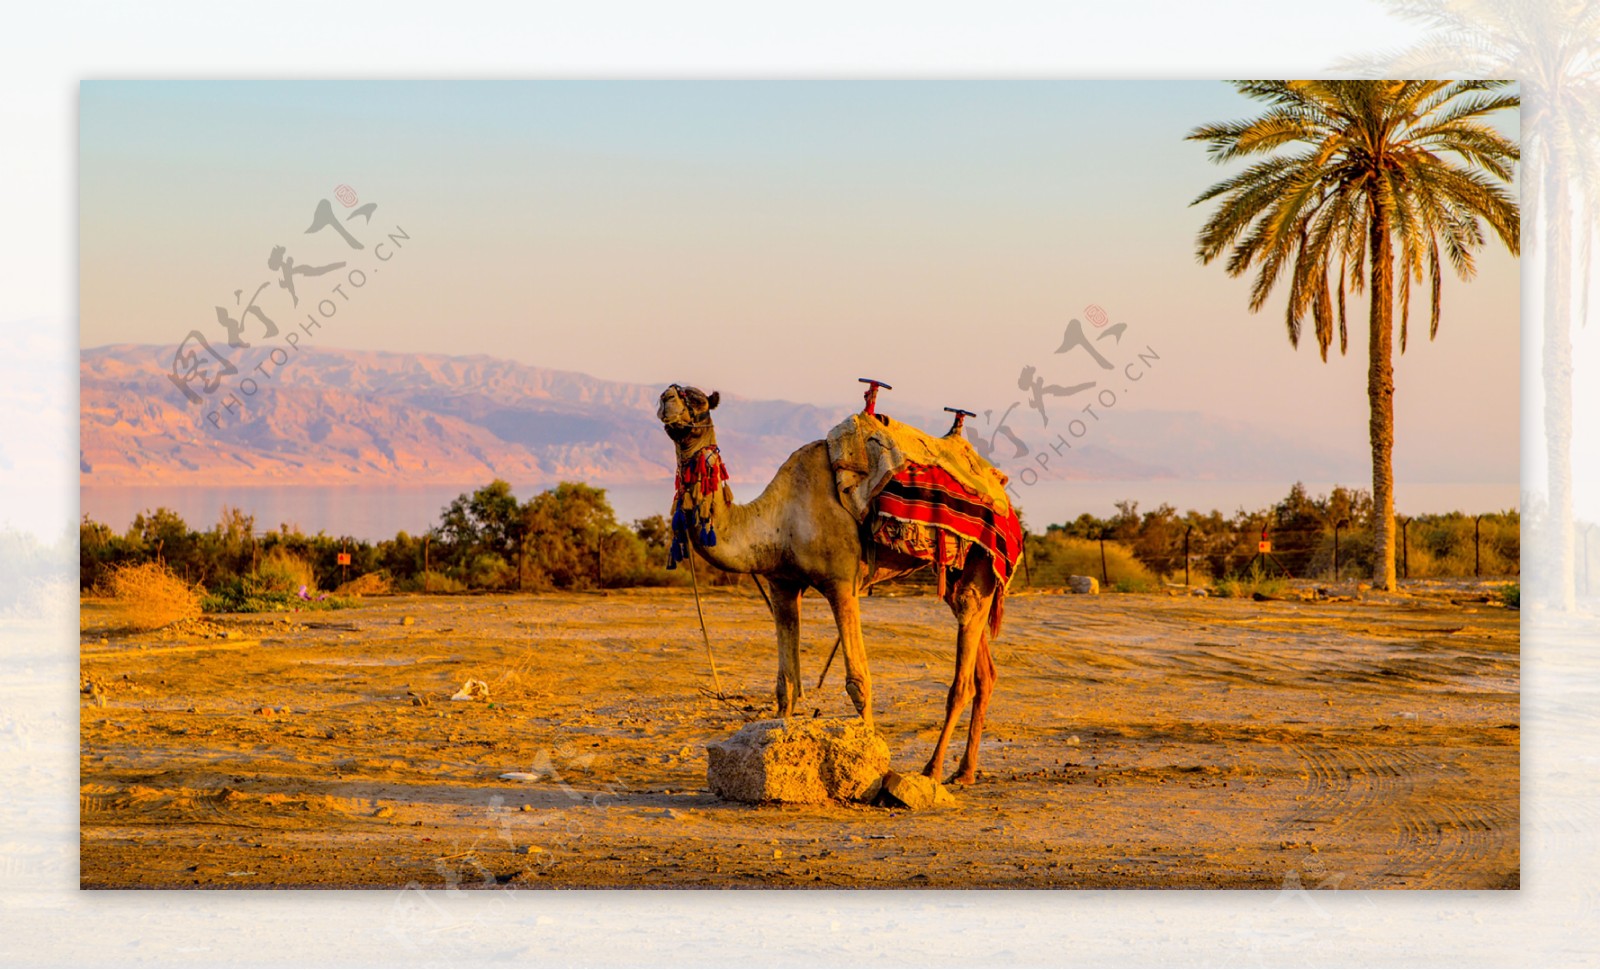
[256,548,317,591]
[467,553,516,590]
[1501,582,1520,609]
[399,570,467,594]
[1024,533,1159,591]
[201,574,354,613]
[201,551,352,613]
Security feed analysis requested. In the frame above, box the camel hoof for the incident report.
[947,772,977,787]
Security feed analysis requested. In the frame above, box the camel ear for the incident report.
[707,391,720,410]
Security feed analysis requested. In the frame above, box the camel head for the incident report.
[657,384,720,447]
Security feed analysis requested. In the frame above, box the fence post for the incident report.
[1183,525,1192,587]
[1333,520,1341,581]
[1400,516,1409,579]
[1585,525,1591,597]
[1099,532,1109,588]
[423,534,430,592]
[1474,515,1482,578]
[1021,531,1033,588]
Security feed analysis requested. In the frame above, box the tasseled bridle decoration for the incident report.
[667,443,730,568]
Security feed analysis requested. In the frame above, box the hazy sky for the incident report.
[80,80,1521,485]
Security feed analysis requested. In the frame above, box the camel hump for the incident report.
[824,413,1012,520]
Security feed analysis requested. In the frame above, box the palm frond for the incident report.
[1189,76,1519,362]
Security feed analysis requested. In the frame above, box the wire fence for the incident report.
[873,514,1520,593]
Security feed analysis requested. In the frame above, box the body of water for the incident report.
[81,480,1521,541]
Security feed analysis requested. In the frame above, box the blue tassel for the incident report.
[671,508,688,532]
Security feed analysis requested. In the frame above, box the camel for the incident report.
[656,383,1004,784]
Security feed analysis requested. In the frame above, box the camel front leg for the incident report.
[770,580,804,718]
[823,585,873,732]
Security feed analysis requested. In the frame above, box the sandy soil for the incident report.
[79,582,1519,890]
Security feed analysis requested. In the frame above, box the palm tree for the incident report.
[1189,80,1520,590]
[1338,1,1600,610]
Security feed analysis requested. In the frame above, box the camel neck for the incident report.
[668,428,781,575]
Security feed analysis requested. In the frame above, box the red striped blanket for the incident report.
[872,461,1024,633]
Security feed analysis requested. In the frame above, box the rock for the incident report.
[874,769,956,810]
[1067,575,1099,595]
[706,718,889,804]
[401,616,415,626]
[450,679,490,702]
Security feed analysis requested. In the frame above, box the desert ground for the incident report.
[79,581,1519,890]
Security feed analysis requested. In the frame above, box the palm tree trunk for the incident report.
[1543,152,1576,611]
[1369,199,1398,591]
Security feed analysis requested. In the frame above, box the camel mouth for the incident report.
[663,420,696,442]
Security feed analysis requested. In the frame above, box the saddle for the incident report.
[826,413,1024,629]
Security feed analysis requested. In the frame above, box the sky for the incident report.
[79,79,1523,487]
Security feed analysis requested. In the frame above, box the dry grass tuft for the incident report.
[480,647,552,704]
[107,561,202,631]
[336,571,393,596]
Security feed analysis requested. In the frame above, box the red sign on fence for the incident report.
[1258,541,1271,553]
[337,552,351,565]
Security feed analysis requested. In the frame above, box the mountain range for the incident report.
[79,344,1364,488]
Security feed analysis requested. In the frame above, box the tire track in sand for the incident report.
[1280,740,1497,887]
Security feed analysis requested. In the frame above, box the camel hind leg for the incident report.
[924,555,997,783]
[950,630,996,784]
[922,624,978,782]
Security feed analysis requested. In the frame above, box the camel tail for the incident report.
[988,587,1006,639]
